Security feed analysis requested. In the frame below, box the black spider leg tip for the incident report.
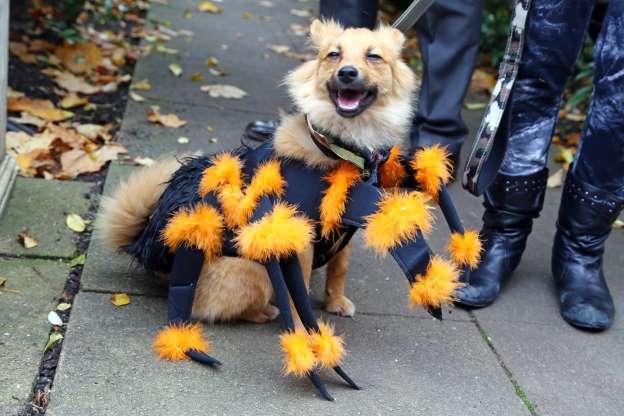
[309,371,334,401]
[186,349,222,367]
[333,366,361,390]
[427,306,443,321]
[264,259,334,402]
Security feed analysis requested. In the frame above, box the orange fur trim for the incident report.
[448,230,482,269]
[280,329,316,377]
[234,203,314,262]
[161,204,223,259]
[320,161,361,238]
[409,256,462,308]
[308,321,344,368]
[410,145,452,198]
[234,160,285,227]
[379,146,407,188]
[363,191,433,254]
[153,323,211,361]
[198,153,243,197]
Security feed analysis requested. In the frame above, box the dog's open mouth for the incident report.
[328,85,377,117]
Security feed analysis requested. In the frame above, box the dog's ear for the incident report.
[310,19,344,49]
[375,25,406,56]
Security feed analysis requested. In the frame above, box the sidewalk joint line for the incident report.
[469,311,540,416]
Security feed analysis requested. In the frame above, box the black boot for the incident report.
[552,173,624,330]
[455,169,549,307]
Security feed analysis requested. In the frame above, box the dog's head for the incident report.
[287,20,416,150]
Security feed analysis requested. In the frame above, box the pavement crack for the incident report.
[469,311,540,416]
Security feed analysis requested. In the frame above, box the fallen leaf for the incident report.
[190,72,204,81]
[169,63,183,77]
[200,84,247,99]
[259,1,274,7]
[66,214,88,233]
[470,69,496,95]
[48,311,63,326]
[111,48,126,66]
[464,102,487,110]
[134,156,155,166]
[177,136,190,144]
[155,44,179,54]
[9,42,38,64]
[69,253,86,267]
[197,1,222,13]
[18,230,39,249]
[242,11,254,20]
[131,79,152,91]
[59,92,89,109]
[129,91,146,102]
[147,106,188,128]
[210,137,218,143]
[54,72,101,95]
[613,219,624,229]
[564,112,586,122]
[554,147,575,165]
[547,168,566,188]
[57,302,72,311]
[111,293,131,307]
[60,144,127,177]
[44,333,64,351]
[289,23,307,36]
[8,113,47,128]
[8,96,74,121]
[205,56,219,67]
[563,132,581,147]
[290,8,311,17]
[7,87,25,98]
[208,68,228,77]
[268,44,290,54]
[0,277,6,287]
[55,42,102,74]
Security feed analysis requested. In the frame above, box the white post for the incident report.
[0,0,17,216]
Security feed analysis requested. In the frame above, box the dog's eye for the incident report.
[327,51,340,59]
[366,53,383,61]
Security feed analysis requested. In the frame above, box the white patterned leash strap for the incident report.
[392,0,437,32]
[462,0,532,196]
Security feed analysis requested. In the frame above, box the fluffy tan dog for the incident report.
[98,20,416,325]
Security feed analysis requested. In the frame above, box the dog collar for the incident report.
[305,114,380,178]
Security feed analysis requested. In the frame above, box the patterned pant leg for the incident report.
[572,0,624,196]
[500,0,595,176]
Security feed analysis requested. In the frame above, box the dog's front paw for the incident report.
[325,295,356,317]
[241,304,280,324]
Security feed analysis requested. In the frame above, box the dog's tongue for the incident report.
[337,89,364,110]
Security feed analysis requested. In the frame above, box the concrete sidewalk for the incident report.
[45,1,623,415]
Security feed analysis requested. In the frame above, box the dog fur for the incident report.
[98,20,416,325]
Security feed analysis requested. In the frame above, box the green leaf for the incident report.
[69,253,86,267]
[45,333,64,352]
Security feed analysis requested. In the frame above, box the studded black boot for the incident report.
[552,172,624,330]
[455,169,548,307]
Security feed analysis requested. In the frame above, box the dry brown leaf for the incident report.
[197,1,222,13]
[267,44,290,54]
[290,8,311,17]
[111,293,131,307]
[9,42,38,64]
[200,84,247,99]
[66,214,88,233]
[134,156,155,166]
[289,23,307,36]
[7,96,74,122]
[60,143,127,177]
[59,92,89,109]
[470,69,496,95]
[190,72,204,81]
[54,72,101,95]
[111,48,126,66]
[74,123,107,140]
[7,87,25,98]
[205,56,219,67]
[564,112,586,122]
[147,106,187,128]
[8,113,47,128]
[129,91,146,102]
[55,42,102,74]
[266,44,314,61]
[18,230,39,249]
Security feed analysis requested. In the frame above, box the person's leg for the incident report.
[410,0,481,165]
[456,0,595,307]
[319,0,378,29]
[553,0,624,330]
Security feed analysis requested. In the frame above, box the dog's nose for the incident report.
[337,66,358,83]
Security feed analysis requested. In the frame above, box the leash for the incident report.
[392,0,436,31]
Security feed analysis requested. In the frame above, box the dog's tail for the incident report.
[96,158,181,250]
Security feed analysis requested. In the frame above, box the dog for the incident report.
[97,19,416,326]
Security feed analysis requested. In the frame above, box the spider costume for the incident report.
[122,127,481,400]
